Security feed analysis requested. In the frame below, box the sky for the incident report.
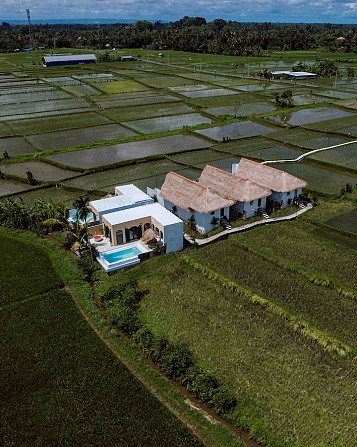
[1,0,357,24]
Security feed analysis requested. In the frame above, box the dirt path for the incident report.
[64,285,210,447]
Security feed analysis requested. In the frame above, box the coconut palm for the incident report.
[72,196,92,258]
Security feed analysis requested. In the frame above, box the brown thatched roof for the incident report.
[160,172,234,214]
[199,165,272,202]
[141,228,158,244]
[235,158,307,192]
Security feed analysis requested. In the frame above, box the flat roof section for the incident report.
[103,202,183,227]
[271,71,317,77]
[90,184,153,213]
[43,54,97,63]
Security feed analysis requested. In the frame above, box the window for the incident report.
[258,198,262,207]
[287,191,291,196]
[211,211,215,215]
[250,200,254,205]
[144,222,150,231]
[116,229,123,245]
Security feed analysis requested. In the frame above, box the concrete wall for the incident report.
[104,216,152,245]
[269,188,302,209]
[162,198,229,234]
[147,187,165,206]
[233,197,267,219]
[161,222,183,252]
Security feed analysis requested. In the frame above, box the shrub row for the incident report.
[183,254,357,363]
[96,275,237,416]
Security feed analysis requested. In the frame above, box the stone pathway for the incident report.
[262,140,357,165]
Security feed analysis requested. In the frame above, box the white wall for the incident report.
[164,222,184,252]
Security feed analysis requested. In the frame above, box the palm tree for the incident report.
[73,196,92,259]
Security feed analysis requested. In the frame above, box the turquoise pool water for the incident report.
[69,209,91,223]
[102,246,141,263]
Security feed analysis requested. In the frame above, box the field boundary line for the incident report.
[0,293,46,312]
[231,239,357,301]
[63,284,211,447]
[183,255,357,363]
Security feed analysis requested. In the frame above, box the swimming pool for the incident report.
[97,241,151,272]
[69,209,91,223]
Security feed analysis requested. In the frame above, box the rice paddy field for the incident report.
[116,196,357,447]
[0,232,204,447]
[0,49,355,198]
[1,48,357,447]
[46,134,213,169]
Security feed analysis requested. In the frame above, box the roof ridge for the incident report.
[240,157,285,174]
[169,171,208,189]
[206,164,248,180]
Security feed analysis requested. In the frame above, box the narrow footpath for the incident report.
[185,204,313,247]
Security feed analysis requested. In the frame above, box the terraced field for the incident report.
[0,50,356,200]
[0,232,204,447]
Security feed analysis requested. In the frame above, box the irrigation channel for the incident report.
[44,235,262,447]
[261,140,357,165]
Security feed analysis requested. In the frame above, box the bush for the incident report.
[76,252,100,280]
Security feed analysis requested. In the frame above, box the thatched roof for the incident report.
[141,228,158,244]
[235,158,307,192]
[199,165,272,203]
[160,172,234,214]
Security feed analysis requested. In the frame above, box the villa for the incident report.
[148,158,307,234]
[88,184,183,272]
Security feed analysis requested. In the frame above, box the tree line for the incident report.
[0,18,357,54]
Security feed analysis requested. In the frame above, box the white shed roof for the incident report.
[271,71,316,77]
[43,54,97,63]
[103,202,183,226]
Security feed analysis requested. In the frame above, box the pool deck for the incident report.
[90,236,112,252]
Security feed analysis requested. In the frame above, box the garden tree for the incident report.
[292,61,310,71]
[26,170,36,185]
[73,196,92,256]
[312,60,339,77]
[347,67,355,78]
[275,89,294,108]
[187,214,196,231]
[263,68,273,81]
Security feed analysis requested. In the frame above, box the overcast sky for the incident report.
[2,0,357,23]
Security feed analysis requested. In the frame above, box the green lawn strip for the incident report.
[0,234,63,306]
[183,254,357,362]
[0,288,205,447]
[231,238,357,301]
[2,228,242,447]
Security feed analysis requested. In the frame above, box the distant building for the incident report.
[120,56,136,61]
[271,71,317,80]
[42,54,97,67]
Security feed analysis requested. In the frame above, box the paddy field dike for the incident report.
[1,48,357,447]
